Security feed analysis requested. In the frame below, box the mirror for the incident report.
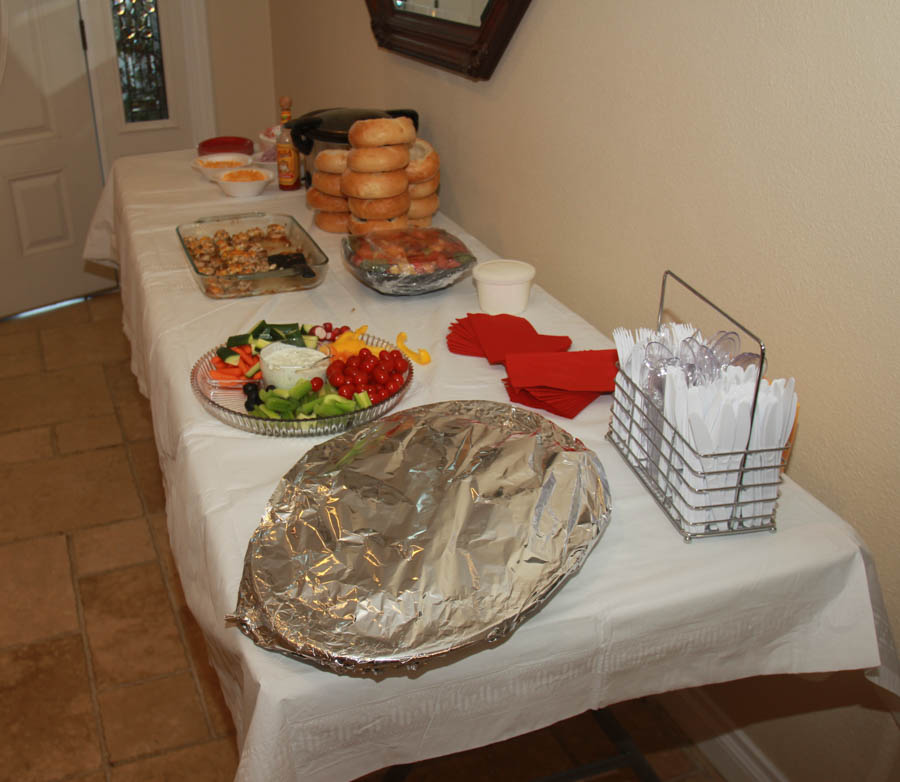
[365,0,532,81]
[394,0,489,28]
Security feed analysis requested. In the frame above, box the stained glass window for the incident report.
[110,0,169,123]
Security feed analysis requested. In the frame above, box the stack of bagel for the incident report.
[307,149,351,234]
[405,138,440,227]
[340,116,441,235]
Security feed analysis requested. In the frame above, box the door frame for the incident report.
[77,0,216,180]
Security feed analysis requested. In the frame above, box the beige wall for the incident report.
[205,0,277,141]
[217,1,900,778]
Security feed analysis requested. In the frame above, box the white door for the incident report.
[0,0,215,317]
[80,0,215,178]
[0,0,108,317]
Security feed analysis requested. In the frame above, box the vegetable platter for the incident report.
[191,319,418,437]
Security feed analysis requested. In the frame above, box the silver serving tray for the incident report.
[229,400,612,674]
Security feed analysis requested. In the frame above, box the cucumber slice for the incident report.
[226,333,252,348]
[268,322,301,337]
[244,361,261,378]
[216,347,241,366]
[301,334,319,349]
[248,320,268,339]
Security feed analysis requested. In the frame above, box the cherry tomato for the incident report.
[389,349,403,363]
[329,371,346,388]
[310,377,323,392]
[361,357,377,373]
[329,359,345,374]
[346,355,361,370]
[372,368,389,385]
[387,377,403,394]
[377,358,393,375]
[358,348,372,360]
[338,383,355,399]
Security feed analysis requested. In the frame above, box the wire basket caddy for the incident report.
[606,271,789,541]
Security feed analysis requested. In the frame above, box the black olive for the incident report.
[266,385,275,392]
[242,382,258,395]
[244,399,257,412]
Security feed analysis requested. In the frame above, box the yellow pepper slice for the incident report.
[396,332,431,364]
[330,325,384,358]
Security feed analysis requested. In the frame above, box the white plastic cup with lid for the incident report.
[472,259,536,315]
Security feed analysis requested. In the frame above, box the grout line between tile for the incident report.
[147,513,220,740]
[65,533,113,782]
[93,667,195,695]
[107,735,230,773]
[0,628,83,655]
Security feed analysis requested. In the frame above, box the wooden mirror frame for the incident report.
[364,0,531,81]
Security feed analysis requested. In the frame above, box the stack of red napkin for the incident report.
[446,313,571,363]
[447,314,618,418]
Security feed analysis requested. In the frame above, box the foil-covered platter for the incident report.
[229,400,612,675]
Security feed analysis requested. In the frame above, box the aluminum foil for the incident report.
[229,400,612,675]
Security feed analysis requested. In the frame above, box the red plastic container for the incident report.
[197,136,254,156]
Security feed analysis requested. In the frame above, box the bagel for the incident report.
[408,171,440,199]
[406,139,440,183]
[314,211,351,234]
[407,193,439,219]
[347,144,410,173]
[349,214,409,235]
[408,215,432,228]
[314,149,348,174]
[348,192,411,221]
[341,168,408,199]
[348,116,416,148]
[306,187,349,213]
[311,171,343,197]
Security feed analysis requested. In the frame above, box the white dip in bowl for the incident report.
[259,343,329,389]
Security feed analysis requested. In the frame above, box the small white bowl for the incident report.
[192,152,253,181]
[472,259,536,315]
[215,166,274,198]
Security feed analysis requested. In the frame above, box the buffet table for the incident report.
[85,149,899,782]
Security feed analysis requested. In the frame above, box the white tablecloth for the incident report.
[86,150,900,782]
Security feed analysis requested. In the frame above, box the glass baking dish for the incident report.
[176,212,328,299]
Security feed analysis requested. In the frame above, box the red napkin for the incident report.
[503,349,619,418]
[447,314,616,418]
[446,313,571,363]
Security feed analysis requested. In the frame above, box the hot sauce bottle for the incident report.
[276,96,301,191]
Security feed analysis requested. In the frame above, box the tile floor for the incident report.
[0,291,726,782]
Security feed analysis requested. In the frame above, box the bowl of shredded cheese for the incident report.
[192,152,253,181]
[215,166,274,198]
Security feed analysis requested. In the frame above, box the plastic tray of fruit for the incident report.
[341,227,476,296]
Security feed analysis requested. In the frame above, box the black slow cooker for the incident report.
[288,107,418,186]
